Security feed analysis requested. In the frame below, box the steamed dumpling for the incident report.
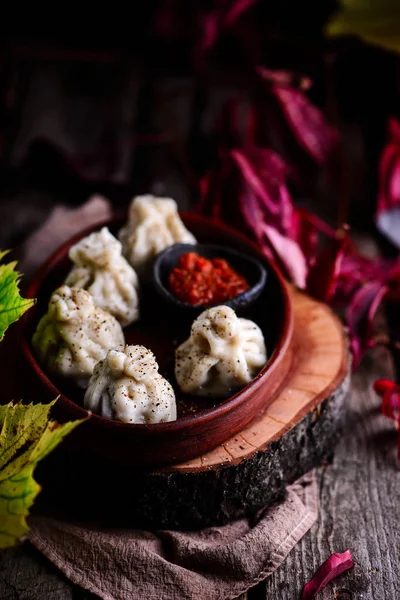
[84,345,177,424]
[64,227,139,327]
[118,195,196,272]
[175,305,266,398]
[32,285,125,385]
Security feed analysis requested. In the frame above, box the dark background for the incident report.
[0,1,397,247]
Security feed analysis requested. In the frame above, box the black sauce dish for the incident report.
[152,243,267,319]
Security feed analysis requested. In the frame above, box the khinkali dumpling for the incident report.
[32,285,125,385]
[64,227,139,327]
[175,305,266,398]
[84,345,177,424]
[119,195,196,272]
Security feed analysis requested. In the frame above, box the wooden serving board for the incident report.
[36,286,350,530]
[172,286,348,472]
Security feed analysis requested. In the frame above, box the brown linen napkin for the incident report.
[28,472,318,600]
[18,198,319,599]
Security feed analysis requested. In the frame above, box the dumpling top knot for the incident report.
[32,285,125,386]
[175,305,267,398]
[107,345,158,381]
[69,227,124,269]
[118,195,196,273]
[84,344,177,424]
[65,227,139,327]
[49,285,96,322]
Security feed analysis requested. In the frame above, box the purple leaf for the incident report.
[306,231,348,302]
[302,550,355,599]
[377,118,400,249]
[224,0,258,27]
[197,0,258,52]
[261,223,308,289]
[345,281,389,370]
[231,149,283,217]
[271,84,339,165]
[256,65,312,90]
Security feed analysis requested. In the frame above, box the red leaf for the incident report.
[377,117,400,249]
[233,147,293,233]
[224,0,258,27]
[291,209,319,266]
[231,149,281,216]
[197,0,258,53]
[217,98,241,146]
[256,66,312,90]
[302,550,355,600]
[261,223,308,289]
[381,388,400,423]
[306,229,348,302]
[374,379,397,397]
[271,84,339,165]
[345,281,389,370]
[200,13,220,51]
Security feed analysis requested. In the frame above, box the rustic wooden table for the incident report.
[1,342,399,600]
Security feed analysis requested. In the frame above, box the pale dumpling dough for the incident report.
[84,345,177,424]
[119,195,196,272]
[175,305,267,398]
[64,227,139,327]
[32,285,125,385]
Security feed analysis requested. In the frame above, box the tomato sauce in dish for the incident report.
[168,251,250,306]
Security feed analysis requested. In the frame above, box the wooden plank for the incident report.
[263,345,400,599]
[0,543,96,599]
[0,543,248,599]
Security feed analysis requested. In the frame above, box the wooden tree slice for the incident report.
[36,286,350,530]
[172,287,348,472]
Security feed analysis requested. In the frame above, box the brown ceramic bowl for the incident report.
[20,213,293,468]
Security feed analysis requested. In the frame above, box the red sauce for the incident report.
[168,252,250,306]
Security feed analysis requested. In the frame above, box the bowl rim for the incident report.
[152,241,267,311]
[20,212,293,433]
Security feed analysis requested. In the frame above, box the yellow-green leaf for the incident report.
[0,401,83,548]
[326,0,400,55]
[0,250,35,341]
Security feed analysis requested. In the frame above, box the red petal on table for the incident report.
[306,231,348,302]
[374,379,397,397]
[374,379,400,421]
[261,223,308,289]
[381,388,400,422]
[302,550,355,600]
[271,84,339,165]
[345,281,389,370]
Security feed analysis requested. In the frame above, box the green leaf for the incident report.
[0,400,83,548]
[0,250,35,341]
[326,0,400,55]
